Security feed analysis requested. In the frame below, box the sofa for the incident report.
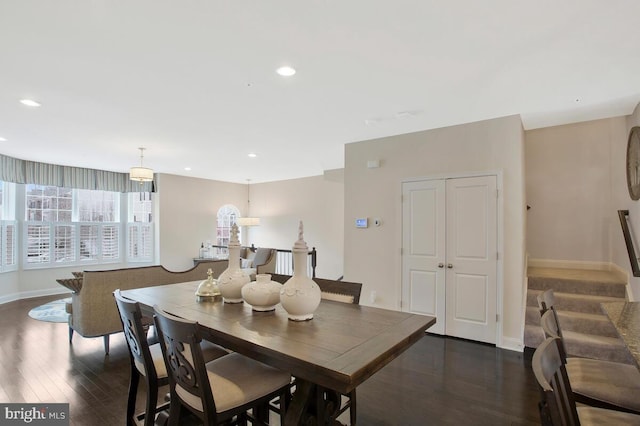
[62,260,228,354]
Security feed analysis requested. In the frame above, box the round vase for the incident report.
[242,274,282,311]
[218,224,250,303]
[280,221,321,321]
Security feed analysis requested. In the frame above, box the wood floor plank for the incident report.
[1,294,541,425]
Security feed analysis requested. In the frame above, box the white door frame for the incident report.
[399,170,504,347]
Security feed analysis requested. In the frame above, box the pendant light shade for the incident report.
[130,147,154,183]
[237,217,260,227]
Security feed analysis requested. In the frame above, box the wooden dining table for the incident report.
[121,281,436,425]
[602,301,640,371]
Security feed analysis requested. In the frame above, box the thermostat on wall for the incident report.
[355,218,368,228]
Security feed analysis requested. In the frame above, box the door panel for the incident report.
[402,180,445,334]
[452,273,488,323]
[453,186,489,259]
[445,176,497,344]
[407,270,438,316]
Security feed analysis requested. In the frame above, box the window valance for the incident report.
[0,153,155,192]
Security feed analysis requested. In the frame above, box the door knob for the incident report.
[447,263,453,269]
[438,263,444,268]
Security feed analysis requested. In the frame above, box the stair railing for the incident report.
[618,209,640,277]
[206,244,317,278]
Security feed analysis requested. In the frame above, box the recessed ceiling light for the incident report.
[0,137,6,142]
[20,99,41,107]
[248,153,257,158]
[184,167,192,171]
[276,66,296,77]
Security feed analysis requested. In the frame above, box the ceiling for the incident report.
[1,1,640,184]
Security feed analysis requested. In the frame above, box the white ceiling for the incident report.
[1,1,640,184]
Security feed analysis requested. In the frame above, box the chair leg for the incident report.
[103,335,110,355]
[279,389,288,426]
[167,398,182,426]
[126,368,140,426]
[316,385,326,426]
[349,389,356,426]
[254,403,269,424]
[144,379,159,426]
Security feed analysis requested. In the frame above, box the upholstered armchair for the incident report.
[240,247,277,278]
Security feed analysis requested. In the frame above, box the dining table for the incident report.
[121,280,436,425]
[602,301,640,371]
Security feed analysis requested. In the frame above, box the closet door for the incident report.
[401,180,446,334]
[401,175,498,344]
[444,175,497,344]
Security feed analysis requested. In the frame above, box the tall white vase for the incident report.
[217,224,250,303]
[280,221,321,321]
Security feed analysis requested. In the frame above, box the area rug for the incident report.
[28,298,71,323]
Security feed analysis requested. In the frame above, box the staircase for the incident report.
[524,266,635,364]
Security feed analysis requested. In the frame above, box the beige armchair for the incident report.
[240,247,277,278]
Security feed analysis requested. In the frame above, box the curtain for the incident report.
[0,153,156,192]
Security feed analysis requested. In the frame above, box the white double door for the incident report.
[401,175,498,344]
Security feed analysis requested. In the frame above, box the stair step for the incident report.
[527,289,624,314]
[524,323,545,348]
[524,266,631,363]
[527,267,626,298]
[563,330,635,365]
[556,311,619,337]
[525,322,634,364]
[525,306,618,337]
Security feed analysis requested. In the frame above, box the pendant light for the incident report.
[237,179,260,227]
[129,147,154,183]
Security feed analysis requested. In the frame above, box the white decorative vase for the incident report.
[280,221,321,321]
[218,224,250,303]
[242,274,282,311]
[195,268,221,302]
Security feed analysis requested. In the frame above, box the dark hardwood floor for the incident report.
[0,294,541,425]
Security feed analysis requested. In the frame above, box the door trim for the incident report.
[399,170,504,347]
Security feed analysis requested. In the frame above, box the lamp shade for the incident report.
[129,166,154,182]
[237,217,260,227]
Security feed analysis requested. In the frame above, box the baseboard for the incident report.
[498,336,524,353]
[608,262,630,284]
[0,287,70,305]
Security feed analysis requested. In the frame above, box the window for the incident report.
[1,221,17,271]
[127,192,154,262]
[24,184,121,267]
[0,181,17,272]
[216,205,239,246]
[76,189,118,222]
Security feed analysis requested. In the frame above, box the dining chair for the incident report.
[270,274,362,425]
[533,337,640,425]
[537,291,640,414]
[114,290,229,426]
[153,305,291,425]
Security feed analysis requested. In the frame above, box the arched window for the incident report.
[216,204,240,246]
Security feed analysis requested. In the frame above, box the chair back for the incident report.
[532,337,580,426]
[269,274,362,305]
[537,289,556,315]
[153,305,217,420]
[114,289,157,380]
[540,309,569,363]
